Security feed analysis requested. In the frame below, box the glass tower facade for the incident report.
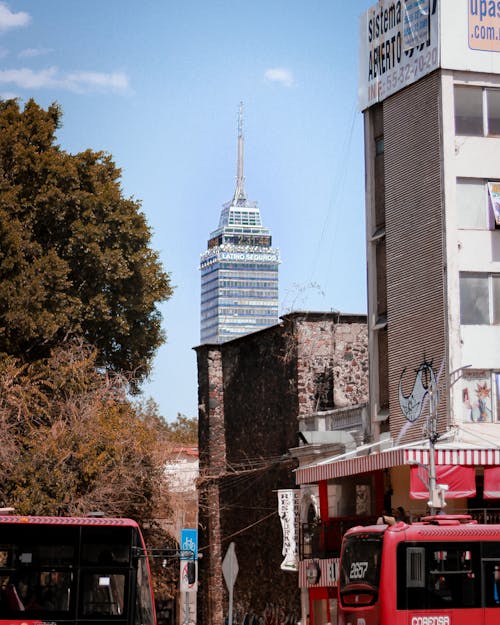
[200,105,280,344]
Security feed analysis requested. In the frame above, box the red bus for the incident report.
[0,514,156,625]
[338,515,500,625]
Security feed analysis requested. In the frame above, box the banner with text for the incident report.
[359,0,440,110]
[277,489,300,572]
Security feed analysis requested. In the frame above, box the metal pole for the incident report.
[184,591,190,625]
[428,385,438,515]
[228,586,233,625]
[428,438,437,515]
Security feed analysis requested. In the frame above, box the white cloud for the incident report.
[264,67,294,87]
[0,67,130,94]
[0,67,58,89]
[0,90,18,100]
[66,71,129,92]
[19,47,52,59]
[0,3,30,32]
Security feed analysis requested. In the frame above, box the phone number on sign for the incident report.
[376,45,439,100]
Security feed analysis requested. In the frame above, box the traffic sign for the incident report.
[222,542,238,625]
[180,559,198,592]
[222,542,238,590]
[180,528,198,560]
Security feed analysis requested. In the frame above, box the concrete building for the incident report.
[195,312,368,625]
[199,103,280,344]
[360,0,500,499]
[295,4,500,623]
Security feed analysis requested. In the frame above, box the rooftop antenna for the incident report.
[233,101,246,204]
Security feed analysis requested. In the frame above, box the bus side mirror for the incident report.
[187,560,196,584]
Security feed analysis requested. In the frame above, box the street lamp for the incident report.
[408,459,449,514]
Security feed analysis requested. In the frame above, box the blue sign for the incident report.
[180,528,198,560]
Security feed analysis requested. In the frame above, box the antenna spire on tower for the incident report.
[233,101,246,204]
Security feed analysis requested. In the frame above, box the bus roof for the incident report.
[0,515,140,528]
[344,516,500,541]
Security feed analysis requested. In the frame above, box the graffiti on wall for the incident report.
[398,359,438,424]
[397,358,444,444]
[227,604,298,625]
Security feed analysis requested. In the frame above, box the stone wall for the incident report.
[195,312,368,625]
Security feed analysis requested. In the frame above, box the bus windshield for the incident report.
[340,534,383,590]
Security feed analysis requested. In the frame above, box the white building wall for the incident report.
[442,68,500,423]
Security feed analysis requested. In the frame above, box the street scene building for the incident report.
[199,104,280,344]
[294,2,500,624]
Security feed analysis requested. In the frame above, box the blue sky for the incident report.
[0,0,374,421]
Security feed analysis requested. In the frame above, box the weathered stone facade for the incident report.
[195,312,368,625]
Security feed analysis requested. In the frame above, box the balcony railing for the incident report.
[300,509,500,560]
[425,507,500,524]
[300,516,379,559]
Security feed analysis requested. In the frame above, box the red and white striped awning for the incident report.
[295,447,500,485]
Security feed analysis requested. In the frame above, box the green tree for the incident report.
[164,412,198,444]
[0,98,172,385]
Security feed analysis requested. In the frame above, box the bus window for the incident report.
[81,526,131,564]
[339,535,382,607]
[397,543,480,609]
[481,561,500,607]
[135,554,155,625]
[406,547,425,587]
[81,572,126,616]
[0,569,73,613]
[340,535,382,588]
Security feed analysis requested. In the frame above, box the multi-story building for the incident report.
[293,3,500,624]
[361,0,500,477]
[199,104,280,344]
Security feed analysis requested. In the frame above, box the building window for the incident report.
[455,85,500,136]
[456,178,500,229]
[460,273,500,324]
[488,88,500,134]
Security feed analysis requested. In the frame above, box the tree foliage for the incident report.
[164,413,198,444]
[0,98,172,385]
[0,341,172,522]
[0,341,178,598]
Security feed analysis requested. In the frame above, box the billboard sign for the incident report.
[468,0,500,52]
[359,1,500,111]
[440,0,500,72]
[358,0,440,110]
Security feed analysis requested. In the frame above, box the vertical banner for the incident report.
[277,489,300,572]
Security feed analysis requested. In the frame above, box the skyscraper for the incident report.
[200,104,280,344]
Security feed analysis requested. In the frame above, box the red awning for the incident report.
[295,447,500,485]
[484,466,500,499]
[410,465,476,499]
